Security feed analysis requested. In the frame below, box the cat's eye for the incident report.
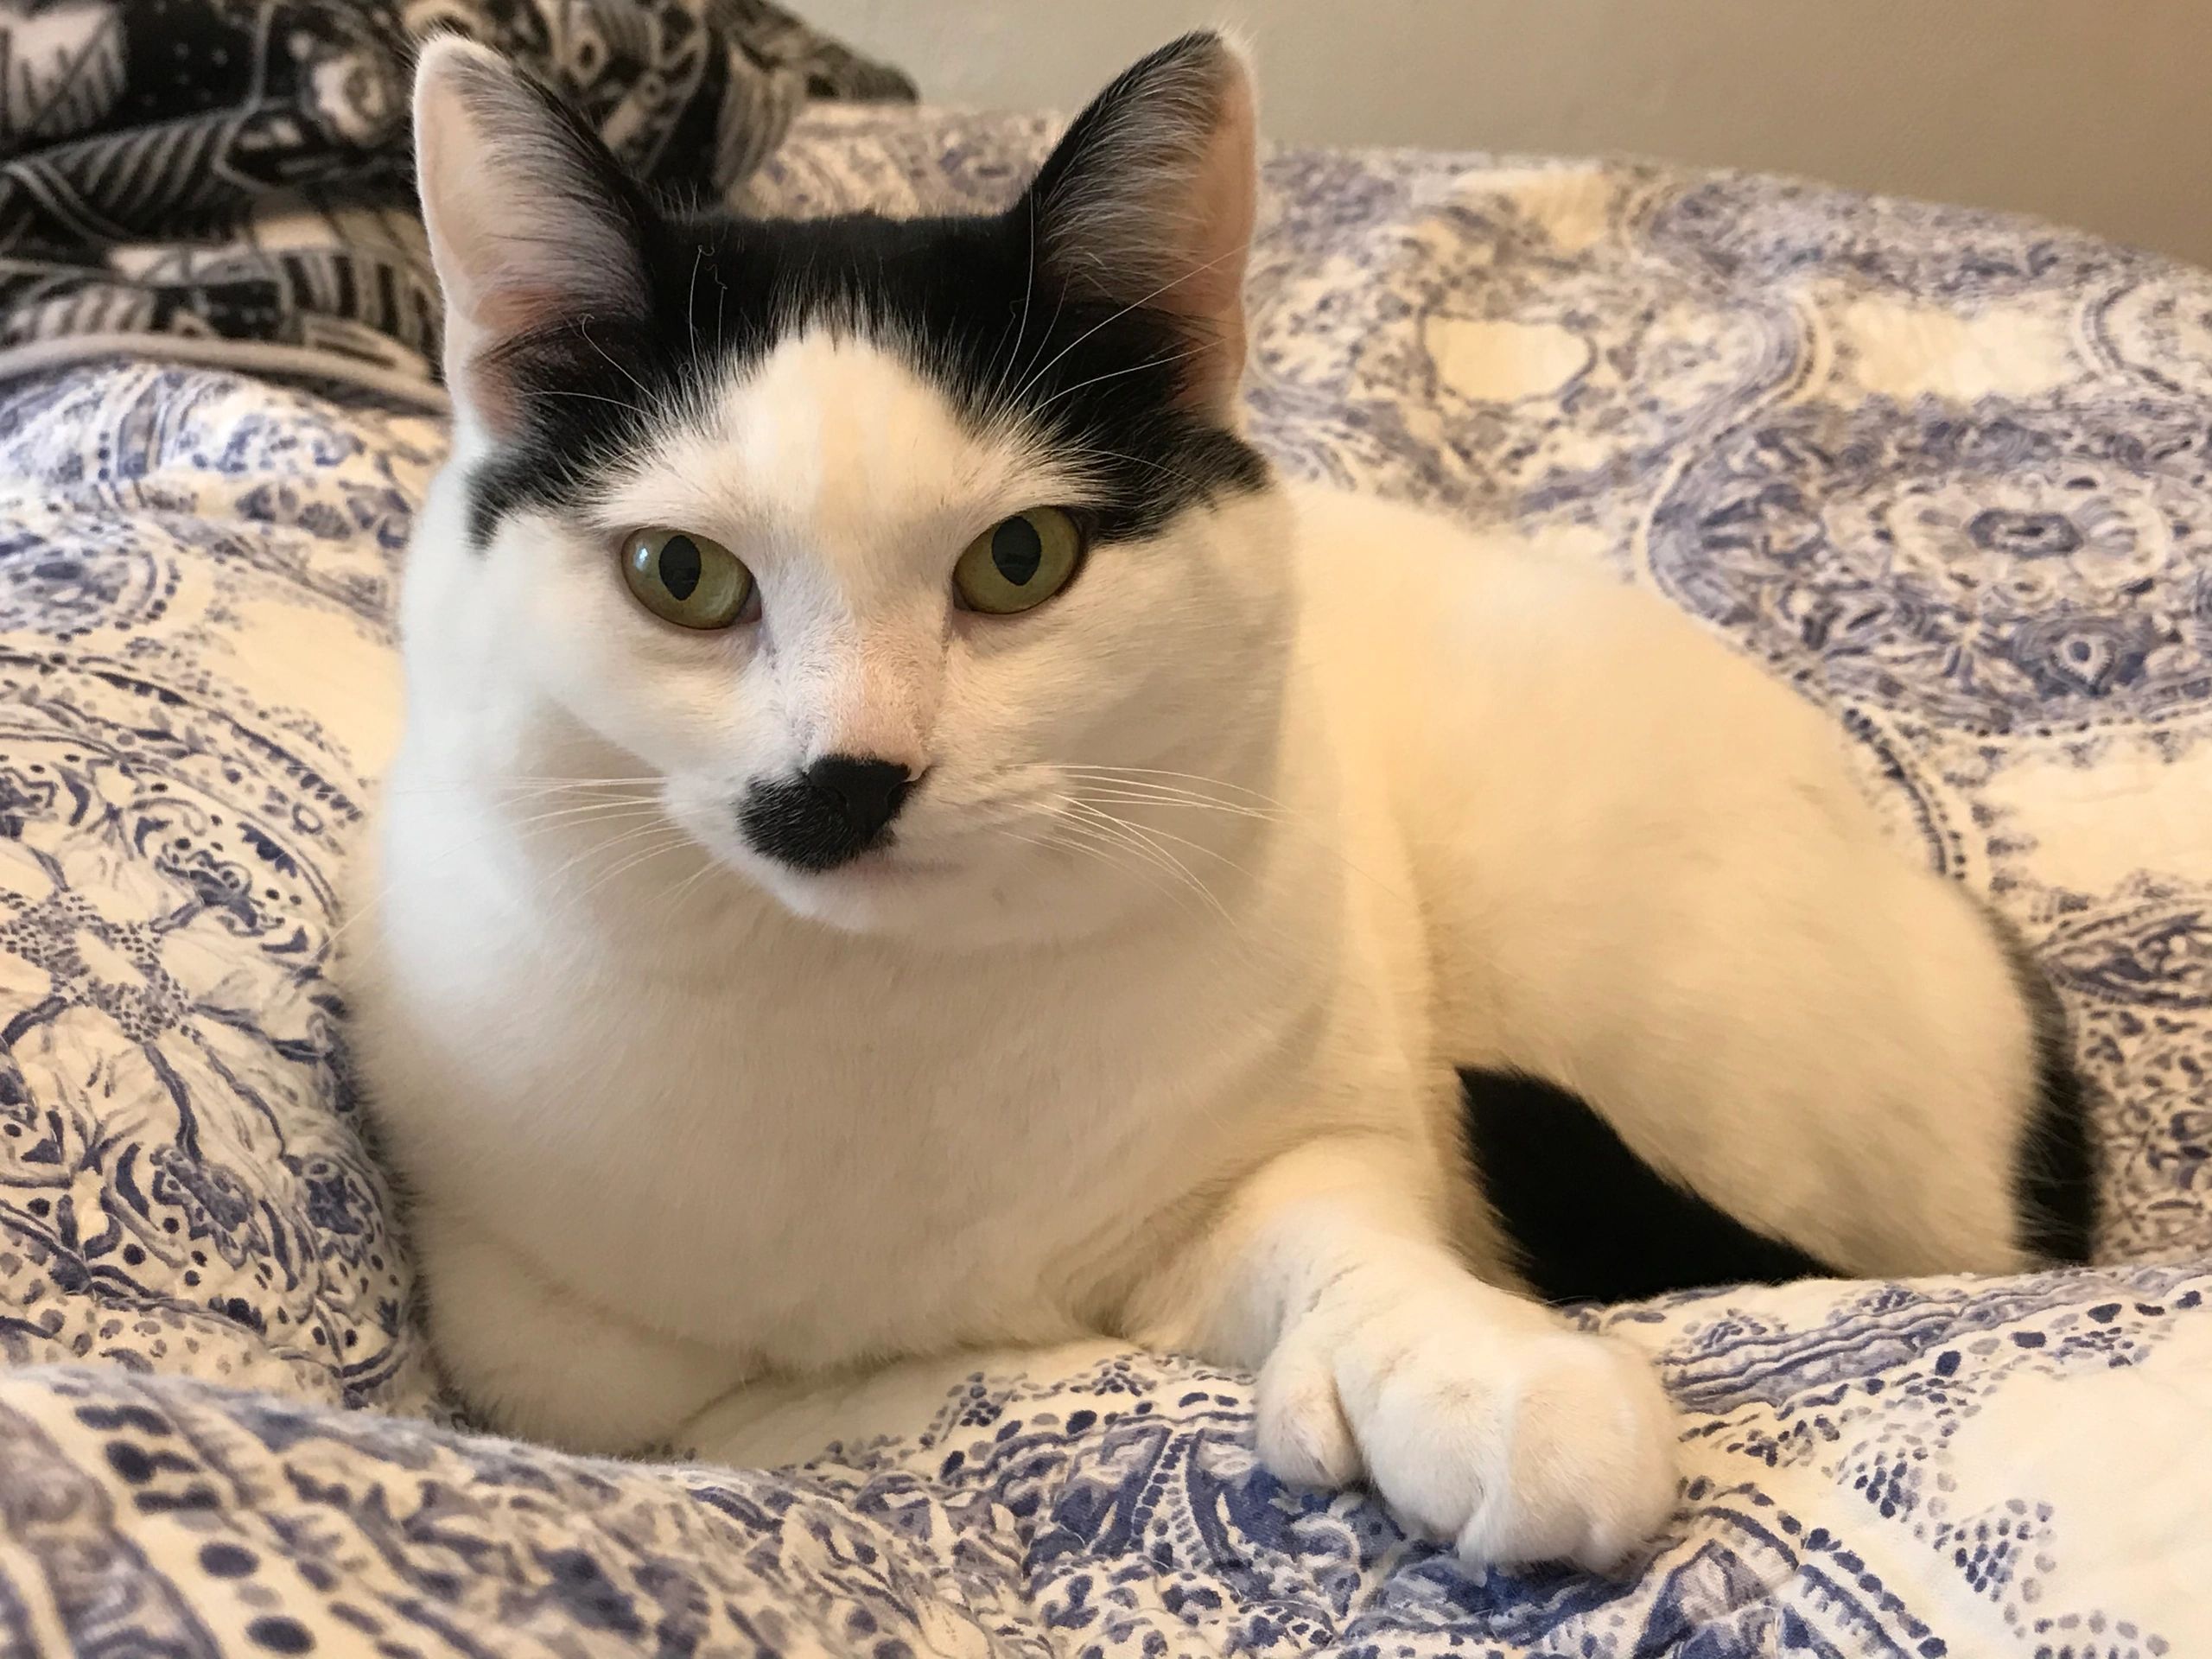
[622,529,754,630]
[953,508,1084,615]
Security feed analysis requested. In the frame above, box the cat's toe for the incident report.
[1255,1321,1363,1488]
[1330,1306,1680,1570]
[1446,1334,1679,1570]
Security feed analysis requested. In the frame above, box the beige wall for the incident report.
[809,1,2212,269]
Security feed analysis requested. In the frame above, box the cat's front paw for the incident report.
[1257,1290,1679,1569]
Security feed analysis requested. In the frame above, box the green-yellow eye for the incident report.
[622,529,753,630]
[953,508,1084,615]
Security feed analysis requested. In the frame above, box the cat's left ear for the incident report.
[1019,31,1259,419]
[412,36,658,436]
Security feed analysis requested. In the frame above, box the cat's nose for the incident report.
[738,755,921,872]
[804,754,915,841]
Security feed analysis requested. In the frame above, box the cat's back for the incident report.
[1285,480,1731,674]
[1281,480,1838,793]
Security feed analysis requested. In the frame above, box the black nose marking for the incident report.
[739,754,916,872]
[804,755,912,839]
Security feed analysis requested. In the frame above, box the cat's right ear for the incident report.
[412,36,654,436]
[1017,31,1258,418]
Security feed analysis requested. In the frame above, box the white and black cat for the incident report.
[348,32,2094,1568]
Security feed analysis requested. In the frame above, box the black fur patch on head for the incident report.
[1984,910,2100,1265]
[1462,1068,1838,1305]
[457,61,1268,554]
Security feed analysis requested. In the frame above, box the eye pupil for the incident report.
[658,534,702,601]
[953,505,1081,615]
[990,516,1044,586]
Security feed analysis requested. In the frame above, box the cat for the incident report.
[346,30,2095,1569]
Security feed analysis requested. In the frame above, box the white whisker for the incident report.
[574,830,696,906]
[1053,797,1230,925]
[580,326,655,403]
[1029,344,1205,416]
[1006,242,1244,410]
[386,775,663,801]
[1050,765,1412,907]
[1065,783,1276,824]
[1070,793,1266,878]
[315,796,671,959]
[1004,817,1195,916]
[983,190,1040,409]
[1063,445,1206,490]
[537,388,647,417]
[655,849,728,918]
[686,245,704,385]
[1054,763,1285,808]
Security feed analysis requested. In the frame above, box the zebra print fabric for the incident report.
[0,0,911,398]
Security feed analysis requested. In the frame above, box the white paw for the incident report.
[1257,1290,1679,1569]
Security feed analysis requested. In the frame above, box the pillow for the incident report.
[0,364,438,1414]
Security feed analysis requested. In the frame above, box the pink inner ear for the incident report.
[414,41,652,437]
[459,266,645,437]
[452,283,578,438]
[475,281,578,340]
[1158,73,1257,414]
[458,348,523,440]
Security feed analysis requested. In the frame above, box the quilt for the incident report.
[0,85,2205,1659]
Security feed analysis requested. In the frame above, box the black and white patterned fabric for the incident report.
[0,0,911,397]
[0,89,2209,1659]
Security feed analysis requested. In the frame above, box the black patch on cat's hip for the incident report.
[1984,910,2099,1265]
[1460,1068,1836,1304]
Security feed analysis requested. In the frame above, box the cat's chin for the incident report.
[727,840,1141,948]
[736,844,984,938]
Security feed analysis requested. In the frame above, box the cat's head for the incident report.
[407,32,1294,939]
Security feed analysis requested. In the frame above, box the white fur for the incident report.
[349,315,2041,1567]
[352,36,2049,1572]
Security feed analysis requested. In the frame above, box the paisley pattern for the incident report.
[0,105,2209,1655]
[1648,394,2212,733]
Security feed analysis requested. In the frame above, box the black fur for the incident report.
[738,755,912,871]
[1986,912,2100,1264]
[738,756,912,873]
[455,39,1268,553]
[1462,1068,1839,1305]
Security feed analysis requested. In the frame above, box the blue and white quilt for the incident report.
[0,100,2206,1656]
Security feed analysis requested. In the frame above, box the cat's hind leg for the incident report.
[1460,927,2095,1305]
[1434,692,2096,1297]
[1403,563,2095,1295]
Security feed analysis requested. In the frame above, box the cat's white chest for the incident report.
[359,806,1339,1375]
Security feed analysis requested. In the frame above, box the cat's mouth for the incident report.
[731,835,967,935]
[803,844,953,881]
